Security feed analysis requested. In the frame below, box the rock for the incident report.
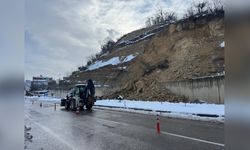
[169,24,176,33]
[176,24,182,31]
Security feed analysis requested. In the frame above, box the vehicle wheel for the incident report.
[61,99,66,106]
[65,101,70,110]
[86,104,92,110]
[70,99,76,111]
[79,106,84,110]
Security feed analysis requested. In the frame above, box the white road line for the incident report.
[94,117,224,147]
[161,131,224,147]
[25,114,78,150]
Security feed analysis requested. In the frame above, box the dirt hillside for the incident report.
[65,14,224,101]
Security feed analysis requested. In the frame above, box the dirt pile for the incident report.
[103,78,187,102]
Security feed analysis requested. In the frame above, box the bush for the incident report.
[195,1,208,15]
[78,66,87,71]
[101,40,115,54]
[84,40,116,67]
[145,9,177,27]
[208,0,224,15]
[184,7,195,19]
[183,0,224,20]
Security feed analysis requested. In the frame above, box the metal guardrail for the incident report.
[94,105,222,118]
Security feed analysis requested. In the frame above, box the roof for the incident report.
[74,84,87,87]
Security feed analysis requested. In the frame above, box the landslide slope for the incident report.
[66,14,224,101]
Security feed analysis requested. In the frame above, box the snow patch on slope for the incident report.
[220,41,225,48]
[87,54,136,70]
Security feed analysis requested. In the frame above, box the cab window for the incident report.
[69,88,76,96]
[75,87,80,96]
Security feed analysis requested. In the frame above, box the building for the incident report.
[30,75,53,92]
[32,75,52,84]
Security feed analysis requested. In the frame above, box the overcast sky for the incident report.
[25,0,196,80]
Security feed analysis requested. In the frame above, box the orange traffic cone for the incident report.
[156,114,160,134]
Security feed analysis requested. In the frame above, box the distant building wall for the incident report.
[162,75,224,104]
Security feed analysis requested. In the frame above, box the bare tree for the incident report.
[101,40,115,54]
[184,7,195,19]
[145,17,152,27]
[157,8,165,24]
[164,12,177,23]
[146,9,178,27]
[208,0,224,14]
[195,1,208,15]
[86,60,92,66]
[86,54,97,66]
[184,0,223,20]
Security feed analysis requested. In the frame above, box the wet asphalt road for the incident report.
[25,101,224,150]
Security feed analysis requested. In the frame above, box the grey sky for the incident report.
[25,0,195,80]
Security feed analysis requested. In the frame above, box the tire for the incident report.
[65,101,70,110]
[86,104,92,111]
[79,106,84,110]
[70,99,76,111]
[61,99,66,106]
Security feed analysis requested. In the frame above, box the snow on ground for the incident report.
[123,54,136,62]
[25,96,224,122]
[95,100,224,116]
[25,96,61,103]
[117,33,155,46]
[87,54,136,70]
[116,23,169,47]
[220,41,225,48]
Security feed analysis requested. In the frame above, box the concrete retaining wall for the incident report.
[163,75,224,104]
